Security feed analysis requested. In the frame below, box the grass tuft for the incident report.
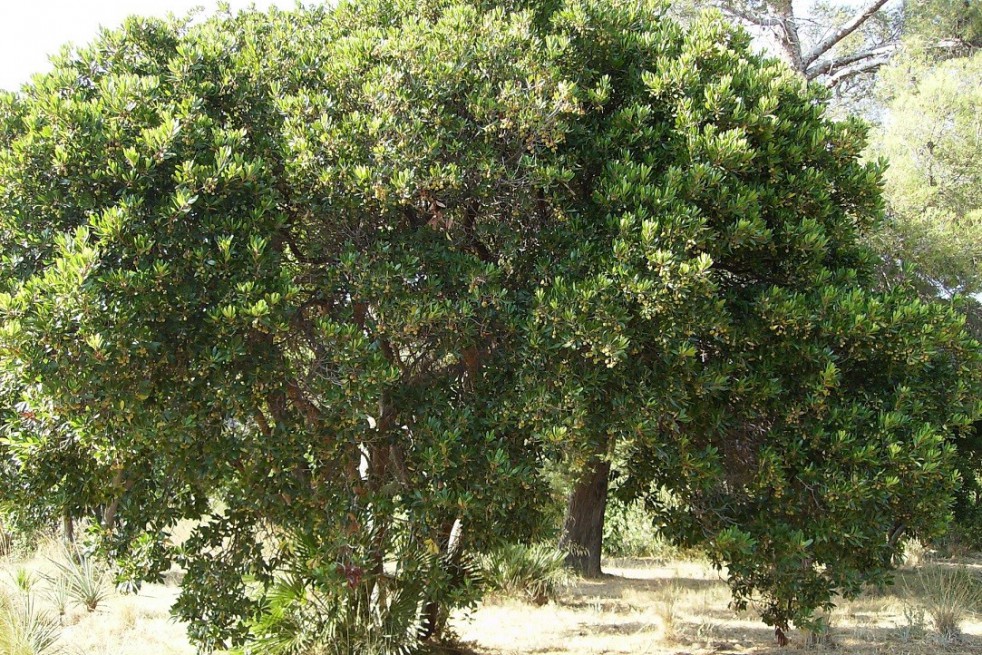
[903,564,982,642]
[0,589,64,655]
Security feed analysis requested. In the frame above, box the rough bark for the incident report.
[559,457,612,578]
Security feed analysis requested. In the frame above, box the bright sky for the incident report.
[0,0,886,92]
[0,0,286,91]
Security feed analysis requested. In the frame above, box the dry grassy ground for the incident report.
[451,558,982,655]
[0,539,191,655]
[4,544,982,654]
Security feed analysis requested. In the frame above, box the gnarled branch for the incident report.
[802,0,891,68]
[824,54,893,88]
[806,44,896,80]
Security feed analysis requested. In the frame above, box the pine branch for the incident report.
[806,44,896,80]
[717,2,783,28]
[802,0,892,68]
[823,54,893,88]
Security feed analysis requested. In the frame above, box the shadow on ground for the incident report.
[451,559,982,655]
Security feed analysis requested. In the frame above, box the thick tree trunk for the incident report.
[559,458,611,578]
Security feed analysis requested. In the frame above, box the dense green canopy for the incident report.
[0,0,978,650]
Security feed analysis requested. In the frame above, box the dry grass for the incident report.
[3,544,982,655]
[451,559,982,655]
[0,540,192,655]
[56,587,193,655]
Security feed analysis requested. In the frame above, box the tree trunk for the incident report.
[63,513,75,545]
[420,517,464,641]
[559,457,611,578]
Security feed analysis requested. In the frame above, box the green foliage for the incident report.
[7,569,35,594]
[0,507,56,558]
[870,50,982,298]
[867,38,982,551]
[602,500,678,560]
[233,532,457,655]
[513,0,982,633]
[480,544,567,604]
[904,0,982,49]
[0,0,977,647]
[867,48,982,547]
[235,574,427,655]
[0,3,553,650]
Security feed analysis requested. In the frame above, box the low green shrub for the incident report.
[232,531,466,655]
[602,500,680,561]
[480,544,568,605]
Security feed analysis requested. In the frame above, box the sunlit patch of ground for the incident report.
[0,541,192,655]
[452,559,982,655]
[58,584,192,655]
[4,543,982,654]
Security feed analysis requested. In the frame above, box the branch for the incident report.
[887,521,906,548]
[389,444,411,487]
[808,39,968,83]
[802,0,891,68]
[929,38,975,57]
[783,16,805,72]
[101,468,135,532]
[823,54,892,88]
[717,2,803,71]
[461,199,493,263]
[287,380,320,424]
[716,3,783,28]
[806,44,896,80]
[254,409,272,437]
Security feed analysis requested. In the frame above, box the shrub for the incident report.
[602,500,679,561]
[47,549,111,613]
[481,544,568,605]
[234,542,442,655]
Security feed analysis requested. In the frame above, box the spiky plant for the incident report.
[0,590,63,655]
[48,549,111,612]
[481,544,568,605]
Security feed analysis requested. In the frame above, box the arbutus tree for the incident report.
[0,0,978,651]
[520,0,981,640]
[0,4,572,650]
